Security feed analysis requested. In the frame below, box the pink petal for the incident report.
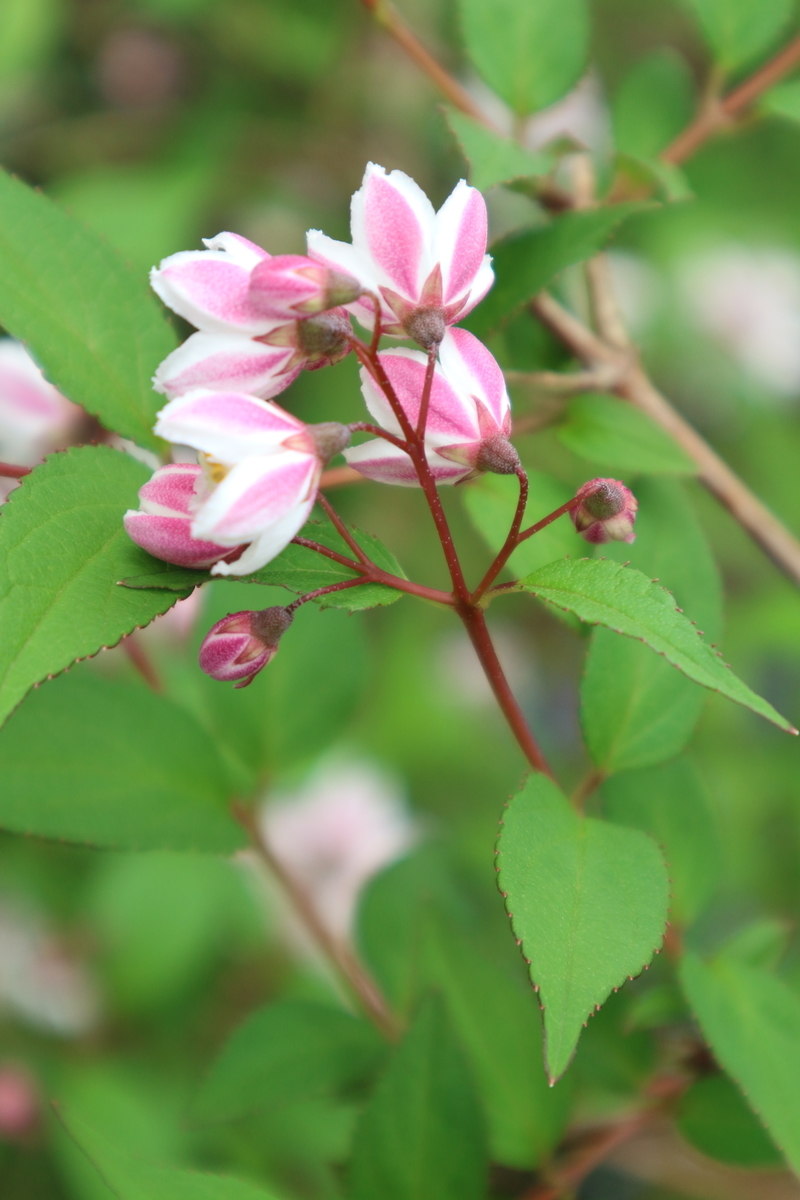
[211,494,317,576]
[123,511,231,569]
[452,257,495,322]
[155,390,305,463]
[194,452,319,541]
[138,463,200,517]
[153,332,300,399]
[344,439,470,486]
[151,251,274,335]
[379,350,480,443]
[438,328,510,429]
[434,182,489,304]
[202,232,269,269]
[352,164,434,301]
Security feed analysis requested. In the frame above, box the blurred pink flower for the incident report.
[0,1065,39,1141]
[307,163,494,344]
[260,761,417,940]
[0,339,81,477]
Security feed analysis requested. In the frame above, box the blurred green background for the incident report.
[2,0,800,1196]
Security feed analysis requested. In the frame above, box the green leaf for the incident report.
[682,0,793,71]
[612,49,695,160]
[677,1073,783,1167]
[680,952,800,1174]
[458,0,589,116]
[468,204,652,337]
[465,471,578,577]
[445,109,555,192]
[601,757,720,924]
[717,919,792,971]
[192,1001,385,1124]
[120,517,407,611]
[0,446,192,728]
[581,479,722,771]
[57,1107,280,1200]
[763,79,800,123]
[556,394,696,474]
[0,168,175,450]
[497,774,669,1081]
[0,670,245,852]
[517,557,792,732]
[423,922,571,1169]
[349,994,488,1200]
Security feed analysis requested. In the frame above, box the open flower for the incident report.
[150,233,352,399]
[123,463,240,569]
[153,389,350,575]
[345,327,515,485]
[307,163,494,346]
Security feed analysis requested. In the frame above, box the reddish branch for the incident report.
[0,462,32,479]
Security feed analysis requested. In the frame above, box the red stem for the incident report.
[517,495,581,544]
[0,462,32,479]
[286,578,367,610]
[316,491,371,565]
[471,469,529,601]
[416,345,438,438]
[290,535,453,606]
[347,421,408,451]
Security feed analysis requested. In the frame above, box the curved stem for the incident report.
[517,494,581,545]
[316,492,372,565]
[471,469,529,602]
[0,461,32,479]
[285,578,368,611]
[347,421,408,451]
[290,535,454,606]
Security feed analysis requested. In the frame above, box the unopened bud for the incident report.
[571,478,638,544]
[249,255,362,320]
[296,310,353,369]
[199,607,293,688]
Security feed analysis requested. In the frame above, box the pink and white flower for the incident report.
[198,606,293,688]
[123,463,240,569]
[150,234,352,399]
[307,163,494,345]
[345,327,515,486]
[153,389,350,575]
[0,339,81,468]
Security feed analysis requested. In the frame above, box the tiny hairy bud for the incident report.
[307,421,351,463]
[474,435,521,476]
[199,606,293,688]
[297,310,352,368]
[571,478,638,544]
[403,306,447,350]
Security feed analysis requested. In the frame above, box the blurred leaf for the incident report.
[423,921,571,1169]
[206,0,342,84]
[677,1072,783,1167]
[120,516,407,611]
[601,757,720,924]
[581,479,722,771]
[614,154,694,202]
[88,854,259,1012]
[458,0,589,116]
[625,982,688,1031]
[0,447,191,728]
[0,168,175,449]
[497,774,669,1081]
[445,110,555,192]
[680,952,800,1174]
[763,79,800,122]
[0,0,61,81]
[0,671,245,851]
[57,1107,280,1200]
[612,49,695,160]
[349,994,488,1200]
[716,918,792,971]
[468,204,653,337]
[556,394,696,474]
[682,0,793,71]
[517,557,791,730]
[192,1001,385,1124]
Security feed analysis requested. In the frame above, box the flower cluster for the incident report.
[121,161,637,687]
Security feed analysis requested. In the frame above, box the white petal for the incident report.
[210,494,317,575]
[155,390,305,463]
[193,451,318,541]
[202,232,269,271]
[153,332,299,400]
[351,163,436,301]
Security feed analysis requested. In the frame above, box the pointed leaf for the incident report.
[0,167,175,450]
[682,0,793,71]
[497,774,669,1081]
[516,557,793,732]
[677,1073,783,1167]
[680,952,800,1174]
[192,1001,385,1124]
[445,110,555,192]
[349,995,488,1200]
[0,446,191,728]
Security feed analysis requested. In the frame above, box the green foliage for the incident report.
[57,1107,281,1199]
[556,394,696,474]
[497,774,669,1081]
[581,479,722,771]
[464,470,577,576]
[680,952,800,1173]
[517,555,790,730]
[467,204,652,337]
[192,1001,385,1124]
[763,79,800,122]
[682,0,793,70]
[612,49,695,160]
[348,995,488,1200]
[0,169,175,450]
[0,0,61,82]
[458,0,589,116]
[0,446,191,729]
[445,110,554,192]
[601,757,720,924]
[677,1072,784,1166]
[0,670,245,851]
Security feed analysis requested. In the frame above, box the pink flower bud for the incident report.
[571,478,638,544]
[0,1065,38,1140]
[248,255,362,320]
[199,606,294,688]
[123,463,242,569]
